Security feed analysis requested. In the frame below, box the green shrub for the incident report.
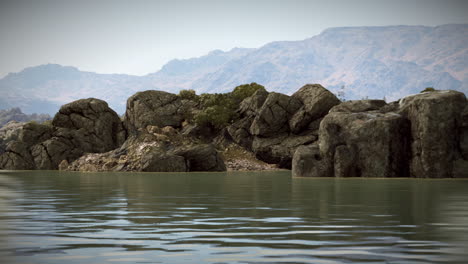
[421,87,436,93]
[194,83,265,129]
[178,89,199,101]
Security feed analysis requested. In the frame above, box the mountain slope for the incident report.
[0,24,466,114]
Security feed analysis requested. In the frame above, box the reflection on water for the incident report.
[0,171,468,263]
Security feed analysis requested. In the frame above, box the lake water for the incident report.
[1,171,468,264]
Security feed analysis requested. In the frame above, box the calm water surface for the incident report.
[1,171,468,263]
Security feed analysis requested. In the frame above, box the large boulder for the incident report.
[250,92,302,137]
[319,112,410,177]
[399,90,467,178]
[53,98,126,152]
[293,111,410,177]
[289,84,340,134]
[124,90,196,133]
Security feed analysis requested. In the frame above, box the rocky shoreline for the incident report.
[0,84,467,177]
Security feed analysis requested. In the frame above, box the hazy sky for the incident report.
[1,0,467,77]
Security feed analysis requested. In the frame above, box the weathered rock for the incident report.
[453,159,468,178]
[0,122,54,169]
[227,89,270,149]
[292,144,330,177]
[140,152,187,172]
[252,133,317,168]
[19,122,54,146]
[53,98,126,153]
[399,90,467,178]
[30,137,83,170]
[316,111,410,177]
[250,92,301,137]
[58,160,69,171]
[0,141,35,170]
[333,145,355,177]
[238,87,269,116]
[330,100,387,113]
[124,90,196,133]
[0,121,24,155]
[289,84,340,134]
[173,144,226,172]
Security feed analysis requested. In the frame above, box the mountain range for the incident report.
[1,24,467,115]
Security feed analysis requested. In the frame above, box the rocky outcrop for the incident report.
[318,111,410,177]
[0,121,25,154]
[292,90,468,178]
[124,90,197,134]
[0,98,126,170]
[250,92,302,137]
[227,88,269,149]
[226,84,339,168]
[289,84,341,133]
[65,126,226,172]
[399,90,467,178]
[2,84,466,177]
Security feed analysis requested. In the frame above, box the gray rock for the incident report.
[319,111,410,177]
[0,121,25,154]
[30,137,82,170]
[292,144,330,177]
[0,141,35,170]
[252,133,317,168]
[399,90,467,178]
[250,92,301,137]
[289,84,340,134]
[173,144,226,172]
[227,88,270,149]
[124,90,196,133]
[453,159,468,178]
[53,98,126,153]
[334,145,355,177]
[329,100,387,113]
[460,105,468,160]
[140,152,187,172]
[238,87,269,116]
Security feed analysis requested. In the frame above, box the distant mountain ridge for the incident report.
[0,108,51,127]
[1,24,466,115]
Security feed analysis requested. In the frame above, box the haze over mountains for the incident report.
[0,24,466,115]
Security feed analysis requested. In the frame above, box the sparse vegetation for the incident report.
[178,89,199,101]
[194,83,265,129]
[421,87,436,93]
